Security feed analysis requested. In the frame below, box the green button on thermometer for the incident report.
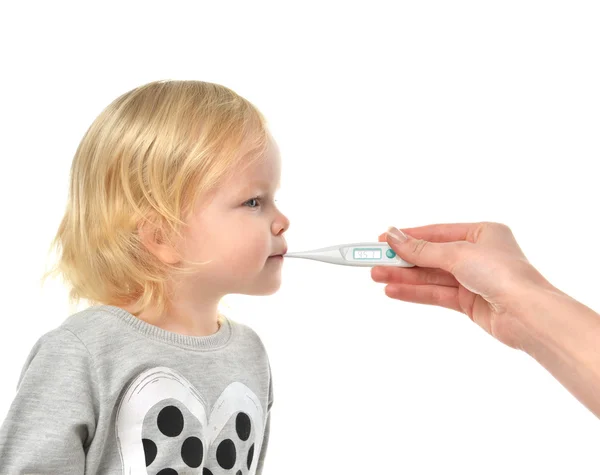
[284,242,414,267]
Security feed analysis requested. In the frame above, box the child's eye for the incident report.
[244,196,262,209]
[243,196,278,209]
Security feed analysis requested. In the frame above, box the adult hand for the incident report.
[370,222,555,350]
[371,221,600,419]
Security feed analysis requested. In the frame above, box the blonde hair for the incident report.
[41,80,270,320]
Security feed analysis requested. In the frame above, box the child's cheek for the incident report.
[215,246,259,272]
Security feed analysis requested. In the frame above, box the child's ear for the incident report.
[137,216,181,265]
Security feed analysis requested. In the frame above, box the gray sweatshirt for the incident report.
[0,304,273,475]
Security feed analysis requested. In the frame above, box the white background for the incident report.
[1,1,599,473]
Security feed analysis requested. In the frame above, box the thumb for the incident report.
[385,226,459,272]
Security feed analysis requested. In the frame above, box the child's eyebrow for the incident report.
[242,180,281,193]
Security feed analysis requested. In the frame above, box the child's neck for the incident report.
[120,300,221,337]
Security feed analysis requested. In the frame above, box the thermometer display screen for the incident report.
[353,249,382,260]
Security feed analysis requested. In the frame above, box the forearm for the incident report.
[516,284,600,418]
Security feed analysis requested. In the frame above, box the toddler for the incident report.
[0,80,290,474]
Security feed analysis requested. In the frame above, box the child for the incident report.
[0,80,289,474]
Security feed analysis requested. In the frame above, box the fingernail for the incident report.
[387,226,408,243]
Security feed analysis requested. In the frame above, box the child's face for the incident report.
[177,132,290,297]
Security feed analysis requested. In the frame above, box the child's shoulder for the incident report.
[27,305,125,357]
[29,305,113,345]
[15,308,108,383]
[59,304,121,339]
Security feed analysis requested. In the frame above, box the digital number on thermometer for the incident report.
[353,249,382,260]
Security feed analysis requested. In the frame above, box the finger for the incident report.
[384,283,462,313]
[377,222,484,244]
[371,265,459,287]
[384,228,470,273]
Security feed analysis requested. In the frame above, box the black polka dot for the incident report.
[157,405,184,437]
[203,469,213,475]
[142,438,157,466]
[236,412,251,441]
[237,471,242,475]
[181,436,203,468]
[217,438,237,469]
[247,443,255,469]
[157,469,178,475]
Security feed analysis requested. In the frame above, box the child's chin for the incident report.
[248,280,282,296]
[259,283,282,296]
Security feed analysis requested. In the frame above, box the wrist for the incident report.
[511,282,600,361]
[507,281,600,418]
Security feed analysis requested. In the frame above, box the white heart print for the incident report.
[115,366,264,474]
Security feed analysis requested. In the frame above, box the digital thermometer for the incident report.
[284,242,414,267]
